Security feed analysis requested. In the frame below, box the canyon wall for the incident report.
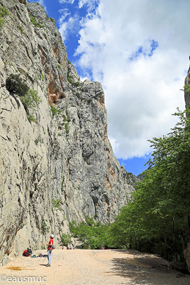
[0,0,138,265]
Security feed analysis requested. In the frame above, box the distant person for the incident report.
[46,234,54,267]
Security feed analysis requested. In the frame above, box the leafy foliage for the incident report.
[20,89,42,113]
[69,217,112,249]
[61,233,72,246]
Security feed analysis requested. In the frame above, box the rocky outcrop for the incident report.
[0,0,137,265]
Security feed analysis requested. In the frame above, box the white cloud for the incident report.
[59,14,79,43]
[78,0,99,12]
[59,0,75,4]
[74,0,189,159]
[58,9,70,25]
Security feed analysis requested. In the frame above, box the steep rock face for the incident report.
[0,0,138,265]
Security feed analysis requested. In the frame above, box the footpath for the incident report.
[0,249,190,285]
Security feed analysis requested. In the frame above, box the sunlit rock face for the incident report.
[0,0,138,265]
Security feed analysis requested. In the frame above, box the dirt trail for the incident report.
[0,249,190,285]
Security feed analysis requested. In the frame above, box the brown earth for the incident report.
[0,249,190,285]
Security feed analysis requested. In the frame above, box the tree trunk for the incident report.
[164,236,168,260]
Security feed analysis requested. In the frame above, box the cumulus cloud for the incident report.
[74,0,189,158]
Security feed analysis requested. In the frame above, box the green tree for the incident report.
[110,107,190,261]
[61,233,71,246]
[69,216,111,249]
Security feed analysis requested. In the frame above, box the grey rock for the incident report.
[19,0,27,5]
[0,0,138,265]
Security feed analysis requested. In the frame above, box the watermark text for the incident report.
[0,275,46,283]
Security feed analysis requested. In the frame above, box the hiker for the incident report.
[46,234,54,267]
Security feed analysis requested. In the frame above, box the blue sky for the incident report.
[27,0,189,176]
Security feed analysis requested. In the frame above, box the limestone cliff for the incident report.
[0,0,138,265]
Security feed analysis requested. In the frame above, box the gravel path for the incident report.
[0,249,190,285]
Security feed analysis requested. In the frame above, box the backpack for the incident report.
[23,248,32,256]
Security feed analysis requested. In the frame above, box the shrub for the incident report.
[67,74,73,84]
[61,233,71,246]
[41,73,45,81]
[28,115,36,123]
[52,198,62,208]
[51,105,58,117]
[68,60,71,64]
[6,74,29,97]
[0,5,9,28]
[41,221,50,235]
[34,138,41,145]
[57,64,61,69]
[29,14,44,28]
[20,89,42,112]
[73,82,80,87]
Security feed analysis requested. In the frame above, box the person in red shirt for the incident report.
[46,234,54,267]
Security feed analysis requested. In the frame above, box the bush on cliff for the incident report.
[6,74,42,122]
[20,88,42,112]
[6,74,29,97]
[0,5,9,27]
